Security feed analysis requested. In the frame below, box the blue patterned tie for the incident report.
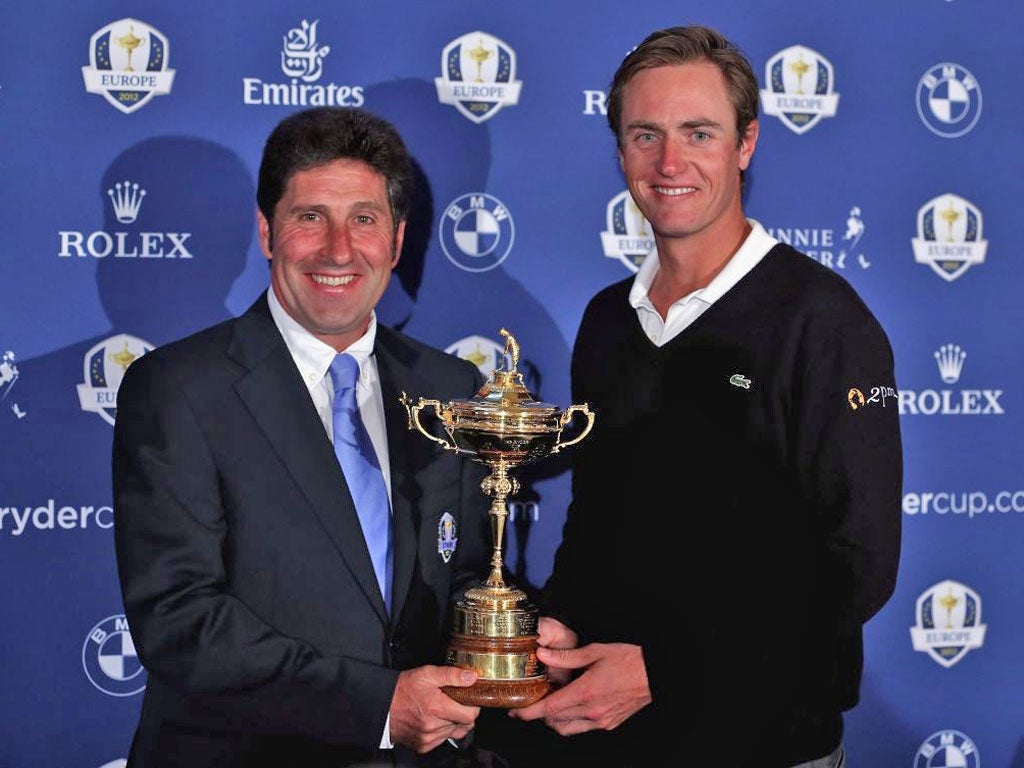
[328,353,392,614]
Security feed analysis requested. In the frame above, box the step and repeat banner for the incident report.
[2,1,1021,766]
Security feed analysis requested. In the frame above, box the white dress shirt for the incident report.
[266,288,396,750]
[266,289,393,498]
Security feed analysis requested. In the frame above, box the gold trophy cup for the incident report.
[401,329,594,707]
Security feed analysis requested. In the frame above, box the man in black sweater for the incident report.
[509,25,902,767]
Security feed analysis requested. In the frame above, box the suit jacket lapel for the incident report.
[228,295,388,623]
[374,328,429,624]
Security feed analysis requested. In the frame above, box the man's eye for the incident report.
[693,131,711,142]
[355,214,374,224]
[301,212,319,221]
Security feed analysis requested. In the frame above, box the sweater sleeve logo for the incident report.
[847,384,896,411]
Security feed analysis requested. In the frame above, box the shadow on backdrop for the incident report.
[18,135,253,445]
[842,672,921,766]
[97,136,253,339]
[4,137,253,765]
[365,78,573,594]
[1012,737,1024,768]
[11,135,253,500]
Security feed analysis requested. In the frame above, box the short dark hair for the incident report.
[256,107,413,232]
[606,25,759,148]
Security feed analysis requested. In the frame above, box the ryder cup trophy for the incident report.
[400,328,594,708]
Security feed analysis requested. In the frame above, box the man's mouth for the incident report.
[653,186,697,197]
[311,274,355,287]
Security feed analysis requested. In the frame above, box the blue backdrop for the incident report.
[2,1,1022,766]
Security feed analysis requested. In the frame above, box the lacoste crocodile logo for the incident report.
[729,373,752,390]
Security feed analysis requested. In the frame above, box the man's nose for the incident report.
[324,221,354,261]
[657,138,688,176]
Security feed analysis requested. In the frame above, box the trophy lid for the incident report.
[447,329,561,425]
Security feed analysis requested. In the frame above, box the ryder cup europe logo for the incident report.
[914,730,980,768]
[447,335,507,378]
[77,334,154,426]
[917,63,982,138]
[910,580,986,668]
[912,193,987,282]
[760,45,839,134]
[601,190,654,273]
[81,19,175,114]
[446,334,541,394]
[82,614,146,696]
[435,31,522,123]
[439,193,515,272]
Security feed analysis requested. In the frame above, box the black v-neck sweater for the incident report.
[542,243,902,765]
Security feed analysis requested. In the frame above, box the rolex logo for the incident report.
[898,342,1003,415]
[107,180,147,224]
[934,343,966,384]
[59,176,192,260]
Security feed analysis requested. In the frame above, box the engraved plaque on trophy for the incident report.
[400,328,594,708]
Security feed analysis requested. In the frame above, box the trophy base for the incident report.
[443,674,549,708]
[443,586,548,708]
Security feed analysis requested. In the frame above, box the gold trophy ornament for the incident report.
[401,328,594,708]
[467,37,493,83]
[115,25,145,72]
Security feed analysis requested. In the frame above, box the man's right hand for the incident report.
[389,666,480,754]
[537,617,579,686]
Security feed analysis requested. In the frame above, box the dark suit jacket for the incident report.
[112,294,492,767]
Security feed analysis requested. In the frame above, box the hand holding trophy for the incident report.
[400,328,594,708]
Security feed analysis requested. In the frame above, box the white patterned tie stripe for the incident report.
[328,353,393,614]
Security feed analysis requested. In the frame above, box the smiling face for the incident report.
[258,158,405,351]
[618,61,758,253]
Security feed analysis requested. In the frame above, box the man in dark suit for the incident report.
[113,107,492,767]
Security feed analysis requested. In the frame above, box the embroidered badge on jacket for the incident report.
[438,510,458,563]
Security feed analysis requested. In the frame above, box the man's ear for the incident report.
[391,219,407,267]
[257,210,273,261]
[739,119,759,172]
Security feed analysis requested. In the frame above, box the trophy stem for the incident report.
[480,458,519,589]
[446,456,546,708]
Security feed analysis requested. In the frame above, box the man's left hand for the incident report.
[509,642,651,735]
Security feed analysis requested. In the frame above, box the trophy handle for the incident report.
[551,403,595,453]
[400,393,459,452]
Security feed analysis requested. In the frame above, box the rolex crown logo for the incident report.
[107,180,147,224]
[934,343,966,384]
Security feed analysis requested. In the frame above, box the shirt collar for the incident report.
[629,218,777,310]
[266,288,377,392]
